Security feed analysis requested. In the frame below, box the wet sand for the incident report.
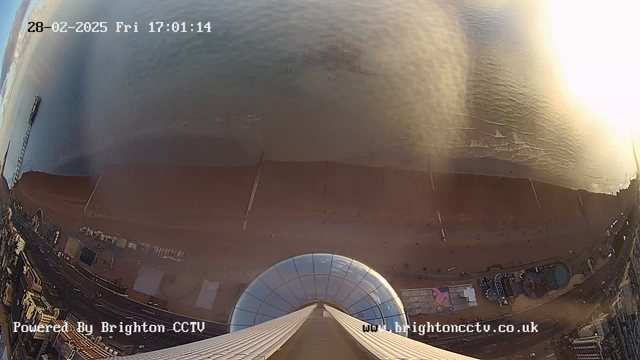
[7,161,637,322]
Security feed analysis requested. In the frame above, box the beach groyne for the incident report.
[10,161,637,275]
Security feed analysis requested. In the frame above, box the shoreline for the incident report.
[41,150,636,196]
[6,160,637,256]
[3,160,637,325]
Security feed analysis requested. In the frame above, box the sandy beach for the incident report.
[7,161,637,322]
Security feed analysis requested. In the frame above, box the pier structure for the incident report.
[11,96,41,188]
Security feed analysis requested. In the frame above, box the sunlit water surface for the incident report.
[1,0,638,193]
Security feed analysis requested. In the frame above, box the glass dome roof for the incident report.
[230,253,409,336]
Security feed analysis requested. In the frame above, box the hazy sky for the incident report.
[0,0,21,70]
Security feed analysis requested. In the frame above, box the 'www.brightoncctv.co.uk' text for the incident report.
[363,322,539,335]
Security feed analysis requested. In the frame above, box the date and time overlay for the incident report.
[28,21,213,33]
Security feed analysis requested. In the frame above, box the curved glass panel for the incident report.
[293,254,314,276]
[313,253,332,274]
[230,253,408,336]
[325,275,344,300]
[258,266,285,290]
[274,258,299,282]
[286,278,308,303]
[274,284,300,308]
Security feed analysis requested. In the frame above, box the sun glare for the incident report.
[546,0,640,135]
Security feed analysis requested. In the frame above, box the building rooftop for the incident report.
[50,320,112,359]
[401,284,479,316]
[24,290,45,308]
